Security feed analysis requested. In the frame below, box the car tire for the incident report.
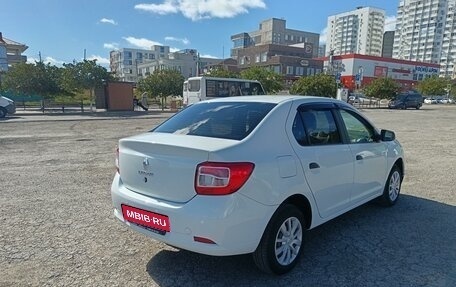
[416,105,421,110]
[253,204,305,275]
[0,107,7,118]
[379,165,402,206]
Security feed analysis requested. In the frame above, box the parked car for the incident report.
[0,95,16,118]
[437,97,454,104]
[388,92,423,109]
[111,95,404,274]
[348,93,378,105]
[424,97,437,104]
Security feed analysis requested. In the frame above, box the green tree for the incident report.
[61,60,113,111]
[204,67,239,78]
[240,66,283,93]
[137,69,184,110]
[416,76,449,96]
[2,61,63,99]
[363,77,400,99]
[290,74,336,97]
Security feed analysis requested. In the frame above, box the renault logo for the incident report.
[143,157,150,169]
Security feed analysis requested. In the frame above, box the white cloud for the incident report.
[384,15,397,31]
[135,1,179,15]
[165,36,190,45]
[87,55,110,65]
[100,18,118,25]
[104,43,119,50]
[123,36,163,49]
[200,54,218,59]
[135,0,266,21]
[170,47,180,52]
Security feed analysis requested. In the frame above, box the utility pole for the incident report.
[38,51,42,62]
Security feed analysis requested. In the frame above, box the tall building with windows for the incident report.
[392,0,456,77]
[441,0,456,77]
[325,7,385,57]
[393,0,448,64]
[230,18,319,59]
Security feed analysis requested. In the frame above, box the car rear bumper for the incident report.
[111,173,275,256]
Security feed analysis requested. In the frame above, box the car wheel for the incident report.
[379,165,402,206]
[416,105,421,110]
[0,107,7,118]
[253,204,305,274]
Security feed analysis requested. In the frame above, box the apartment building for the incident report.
[110,46,168,82]
[326,7,385,57]
[441,0,456,77]
[230,18,319,59]
[110,46,221,82]
[392,0,456,77]
[237,44,323,86]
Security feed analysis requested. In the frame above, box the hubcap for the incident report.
[275,217,302,266]
[388,171,401,201]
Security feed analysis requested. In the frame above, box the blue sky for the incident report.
[1,0,398,68]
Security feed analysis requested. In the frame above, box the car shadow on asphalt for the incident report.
[145,195,456,286]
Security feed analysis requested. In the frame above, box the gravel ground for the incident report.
[0,106,455,287]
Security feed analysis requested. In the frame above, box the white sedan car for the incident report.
[111,95,404,274]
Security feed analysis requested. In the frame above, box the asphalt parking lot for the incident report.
[1,106,455,287]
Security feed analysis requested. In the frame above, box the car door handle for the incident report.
[356,154,364,160]
[309,162,320,169]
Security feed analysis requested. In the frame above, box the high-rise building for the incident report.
[392,0,456,77]
[230,18,319,59]
[393,0,449,66]
[382,31,395,58]
[441,0,456,77]
[326,6,385,57]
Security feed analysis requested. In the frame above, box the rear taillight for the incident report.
[115,146,120,174]
[195,162,254,195]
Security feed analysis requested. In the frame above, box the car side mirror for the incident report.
[380,129,395,141]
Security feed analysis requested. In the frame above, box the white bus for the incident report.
[183,76,265,106]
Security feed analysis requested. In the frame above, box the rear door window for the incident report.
[293,109,341,145]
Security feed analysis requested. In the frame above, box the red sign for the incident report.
[374,66,388,77]
[122,205,170,232]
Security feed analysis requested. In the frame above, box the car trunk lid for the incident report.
[118,132,237,203]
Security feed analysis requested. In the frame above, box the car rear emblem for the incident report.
[143,158,150,168]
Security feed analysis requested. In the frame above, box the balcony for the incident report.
[7,54,27,63]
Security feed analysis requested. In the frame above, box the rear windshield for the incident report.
[153,102,276,140]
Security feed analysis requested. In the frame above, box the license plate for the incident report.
[121,205,170,233]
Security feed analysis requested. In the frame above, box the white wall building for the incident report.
[326,6,385,57]
[110,46,170,82]
[392,0,456,77]
[110,46,221,82]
